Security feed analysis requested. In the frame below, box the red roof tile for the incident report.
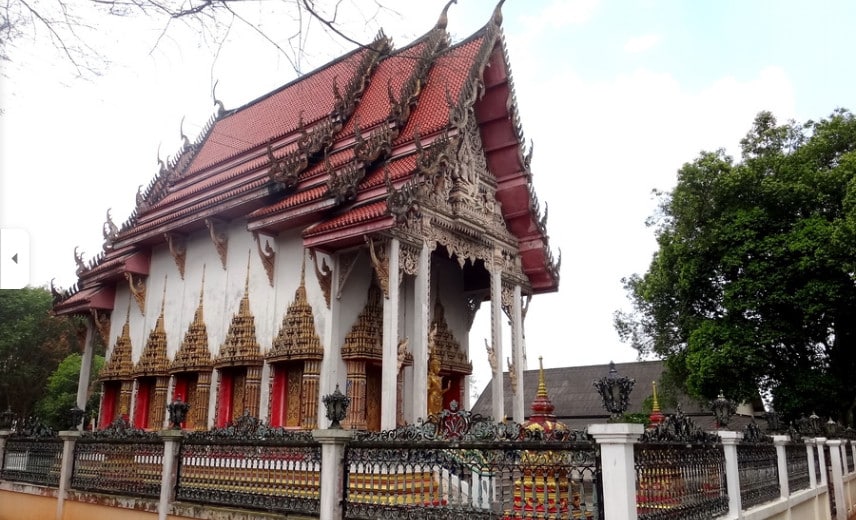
[304,200,389,237]
[395,36,484,144]
[185,47,375,176]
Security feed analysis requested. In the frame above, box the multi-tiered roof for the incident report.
[54,1,559,316]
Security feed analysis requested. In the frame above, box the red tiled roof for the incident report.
[64,9,560,304]
[395,35,483,144]
[304,200,389,237]
[185,48,375,176]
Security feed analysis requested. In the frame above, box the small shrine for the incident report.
[504,358,593,520]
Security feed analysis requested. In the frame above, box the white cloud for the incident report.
[623,33,662,53]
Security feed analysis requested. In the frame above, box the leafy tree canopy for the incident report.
[0,287,86,416]
[616,109,856,426]
[36,353,105,430]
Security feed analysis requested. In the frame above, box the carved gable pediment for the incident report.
[100,317,134,381]
[341,282,383,361]
[267,273,323,363]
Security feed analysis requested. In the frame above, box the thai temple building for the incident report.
[52,1,559,432]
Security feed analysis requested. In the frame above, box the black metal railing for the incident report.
[343,405,601,520]
[1,436,63,487]
[785,443,810,492]
[175,413,321,517]
[736,442,779,509]
[634,410,728,520]
[71,423,163,498]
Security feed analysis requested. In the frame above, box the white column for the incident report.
[718,430,744,516]
[319,253,346,412]
[807,438,818,488]
[818,438,829,487]
[510,285,525,423]
[158,430,182,520]
[381,238,400,430]
[411,243,430,423]
[489,262,504,422]
[76,317,96,427]
[313,429,352,520]
[827,439,846,520]
[588,423,644,520]
[773,435,790,498]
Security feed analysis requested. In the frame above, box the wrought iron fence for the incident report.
[736,439,779,509]
[634,411,727,520]
[71,420,163,498]
[1,436,63,487]
[343,404,601,520]
[785,443,810,492]
[175,413,321,517]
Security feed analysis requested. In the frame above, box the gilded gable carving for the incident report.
[100,315,134,381]
[214,272,262,368]
[171,278,212,374]
[133,306,169,377]
[267,268,323,363]
[430,300,472,375]
[341,282,383,362]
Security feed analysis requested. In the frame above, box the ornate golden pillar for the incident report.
[346,360,367,430]
[190,371,211,430]
[301,360,321,429]
[119,380,133,420]
[245,365,262,419]
[150,376,169,429]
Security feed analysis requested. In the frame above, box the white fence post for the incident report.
[817,438,828,487]
[773,435,790,499]
[806,439,818,488]
[55,430,80,520]
[588,423,644,520]
[827,440,846,520]
[158,430,183,520]
[313,429,352,520]
[718,430,743,518]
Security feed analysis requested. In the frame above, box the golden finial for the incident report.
[651,381,661,414]
[199,264,206,304]
[160,275,167,313]
[244,249,251,293]
[537,356,548,398]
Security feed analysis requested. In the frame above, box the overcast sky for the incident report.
[2,0,856,395]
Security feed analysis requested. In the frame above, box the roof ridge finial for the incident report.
[491,0,506,26]
[537,355,548,397]
[435,0,457,30]
[160,275,167,315]
[199,264,206,304]
[245,249,251,294]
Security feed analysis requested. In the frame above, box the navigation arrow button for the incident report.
[12,254,17,264]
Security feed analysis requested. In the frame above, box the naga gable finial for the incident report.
[435,0,457,30]
[179,115,190,148]
[212,79,224,116]
[74,246,86,275]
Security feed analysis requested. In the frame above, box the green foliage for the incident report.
[0,287,85,416]
[35,353,105,430]
[616,109,856,426]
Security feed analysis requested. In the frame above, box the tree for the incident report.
[35,353,105,430]
[615,109,856,426]
[1,0,391,76]
[0,287,84,416]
